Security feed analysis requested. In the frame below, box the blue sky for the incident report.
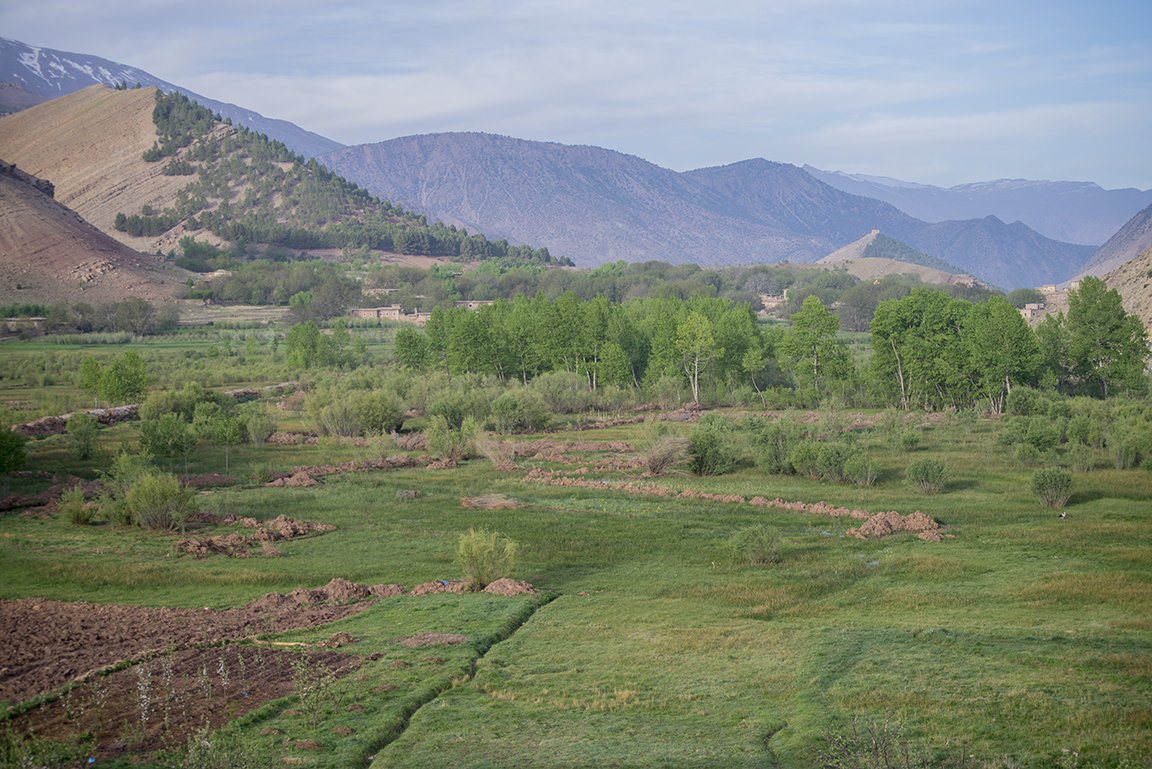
[3,0,1149,189]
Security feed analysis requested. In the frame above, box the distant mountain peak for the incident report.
[0,36,343,158]
[804,164,1151,246]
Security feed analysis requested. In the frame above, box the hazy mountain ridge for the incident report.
[320,133,1094,288]
[803,165,1152,246]
[0,37,344,158]
[1074,202,1152,282]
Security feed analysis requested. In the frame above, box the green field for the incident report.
[1,329,1150,769]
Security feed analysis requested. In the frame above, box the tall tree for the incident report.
[963,296,1041,413]
[1066,276,1150,397]
[677,311,720,403]
[780,295,849,393]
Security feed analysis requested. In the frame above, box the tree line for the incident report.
[387,276,1149,412]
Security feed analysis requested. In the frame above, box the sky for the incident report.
[3,0,1150,189]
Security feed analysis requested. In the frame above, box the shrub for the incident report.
[816,442,858,484]
[644,435,691,476]
[456,527,518,590]
[1014,443,1042,467]
[59,485,94,526]
[1005,386,1045,416]
[531,370,589,414]
[123,472,196,531]
[474,436,516,471]
[789,440,821,479]
[755,420,801,475]
[899,429,921,452]
[65,413,101,460]
[1024,416,1060,451]
[688,425,737,476]
[906,457,948,494]
[1031,468,1072,508]
[1109,435,1145,470]
[729,524,780,566]
[240,402,275,447]
[1067,443,1093,473]
[490,392,523,434]
[424,414,478,461]
[843,454,878,487]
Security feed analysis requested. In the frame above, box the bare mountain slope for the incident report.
[1073,202,1152,282]
[0,85,200,253]
[320,133,833,267]
[319,133,1093,288]
[0,161,190,305]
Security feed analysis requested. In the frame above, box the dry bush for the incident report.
[474,436,517,471]
[644,435,691,476]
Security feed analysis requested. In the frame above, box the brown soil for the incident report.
[0,597,372,707]
[5,640,363,763]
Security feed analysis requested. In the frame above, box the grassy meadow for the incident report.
[1,331,1150,769]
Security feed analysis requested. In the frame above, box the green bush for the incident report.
[1067,443,1093,473]
[755,420,801,475]
[1014,442,1042,467]
[1109,437,1143,470]
[816,442,858,484]
[123,472,196,531]
[425,414,478,461]
[900,429,921,451]
[728,524,781,566]
[906,457,948,494]
[843,454,878,487]
[1031,468,1073,508]
[59,485,94,526]
[789,440,821,479]
[456,527,518,590]
[65,413,101,460]
[1006,386,1046,416]
[688,425,736,476]
[490,392,523,434]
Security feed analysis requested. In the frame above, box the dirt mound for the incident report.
[409,579,472,596]
[323,577,372,603]
[267,470,321,487]
[10,405,140,438]
[394,632,470,648]
[179,472,237,488]
[846,510,942,541]
[482,578,536,596]
[175,513,332,558]
[320,631,358,648]
[1,475,109,513]
[369,584,405,597]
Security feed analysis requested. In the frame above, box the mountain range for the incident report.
[803,166,1152,247]
[317,133,1094,289]
[1,35,1148,293]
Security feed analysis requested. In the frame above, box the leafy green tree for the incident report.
[780,294,849,393]
[0,428,27,498]
[65,413,101,460]
[1066,276,1150,397]
[79,357,103,407]
[99,351,149,405]
[394,326,430,372]
[963,296,1041,413]
[677,311,720,403]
